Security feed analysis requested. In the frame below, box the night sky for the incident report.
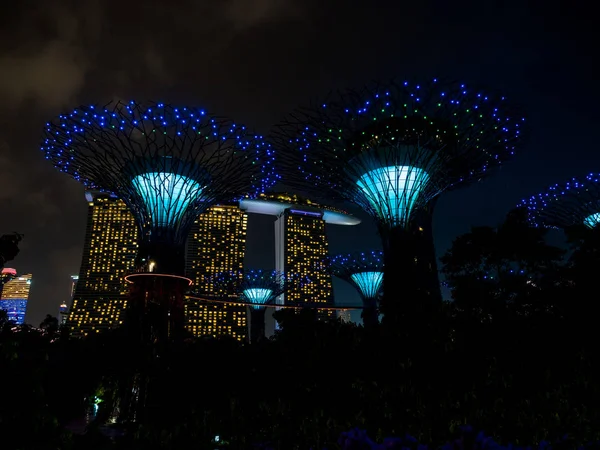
[0,0,597,326]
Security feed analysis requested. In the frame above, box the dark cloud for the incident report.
[225,0,301,29]
[0,1,104,109]
[0,0,302,110]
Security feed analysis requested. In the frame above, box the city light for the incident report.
[185,206,248,341]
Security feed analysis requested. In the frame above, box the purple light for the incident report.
[289,209,322,217]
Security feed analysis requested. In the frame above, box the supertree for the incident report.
[273,78,527,322]
[42,101,276,343]
[206,269,286,343]
[519,173,600,229]
[327,251,383,329]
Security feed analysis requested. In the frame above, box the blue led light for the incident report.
[131,172,202,228]
[41,101,280,248]
[243,288,274,309]
[518,173,600,229]
[205,269,289,308]
[356,166,430,226]
[584,213,600,228]
[328,250,384,303]
[0,299,27,325]
[275,78,527,236]
[350,271,383,300]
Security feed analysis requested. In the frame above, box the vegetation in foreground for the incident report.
[1,210,599,450]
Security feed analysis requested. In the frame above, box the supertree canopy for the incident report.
[327,251,383,328]
[42,101,277,341]
[274,78,527,320]
[207,269,287,343]
[519,173,600,229]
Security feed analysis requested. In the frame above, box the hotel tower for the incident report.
[185,205,248,340]
[67,191,138,335]
[0,272,32,325]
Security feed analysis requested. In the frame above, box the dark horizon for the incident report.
[0,0,597,325]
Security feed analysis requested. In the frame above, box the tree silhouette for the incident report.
[40,314,60,336]
[0,232,23,268]
[441,208,564,318]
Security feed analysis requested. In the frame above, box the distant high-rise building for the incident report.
[0,273,32,325]
[68,192,138,336]
[336,309,352,323]
[59,301,69,325]
[0,267,17,299]
[70,275,79,298]
[185,205,247,340]
[60,275,79,325]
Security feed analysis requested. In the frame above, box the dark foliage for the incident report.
[2,213,600,449]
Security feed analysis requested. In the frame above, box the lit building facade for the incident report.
[241,193,360,323]
[70,275,79,297]
[0,273,32,325]
[185,205,247,341]
[68,192,138,335]
[0,267,17,299]
[275,209,334,317]
[59,275,78,325]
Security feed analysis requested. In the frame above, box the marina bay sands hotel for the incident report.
[67,192,359,340]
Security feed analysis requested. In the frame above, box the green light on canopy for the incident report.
[350,271,383,300]
[584,212,600,229]
[131,172,202,228]
[356,166,429,226]
[243,288,273,309]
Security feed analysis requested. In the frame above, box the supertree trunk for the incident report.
[126,275,189,344]
[116,274,189,424]
[379,232,435,326]
[250,307,267,344]
[379,199,441,326]
[410,199,442,304]
[361,297,379,329]
[117,369,150,424]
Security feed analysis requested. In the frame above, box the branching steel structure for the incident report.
[203,269,287,343]
[519,173,600,229]
[328,251,383,328]
[273,78,527,320]
[42,101,277,342]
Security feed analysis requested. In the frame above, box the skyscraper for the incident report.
[185,205,248,340]
[336,309,352,323]
[59,275,78,325]
[0,267,16,299]
[68,192,138,336]
[0,273,32,325]
[70,275,79,297]
[275,209,334,316]
[240,193,360,322]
